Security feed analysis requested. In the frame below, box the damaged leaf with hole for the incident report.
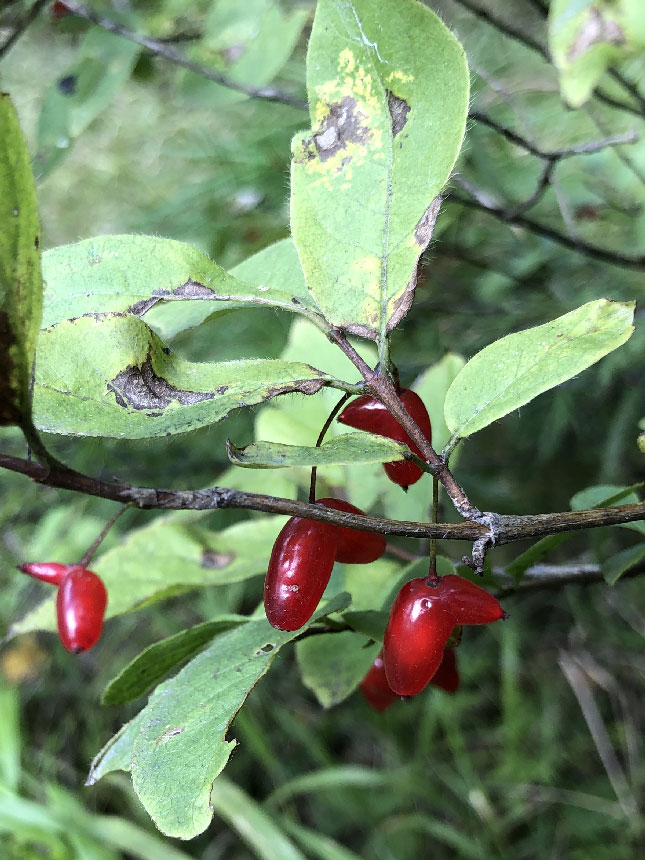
[32,312,335,438]
[42,234,317,340]
[290,0,468,340]
[548,0,644,108]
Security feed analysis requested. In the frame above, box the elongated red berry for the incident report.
[360,652,398,712]
[383,578,455,696]
[317,498,386,564]
[436,574,506,625]
[51,1,71,18]
[337,389,431,488]
[429,648,459,694]
[19,561,70,586]
[56,566,108,653]
[264,517,337,631]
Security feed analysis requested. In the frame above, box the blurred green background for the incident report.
[0,1,644,857]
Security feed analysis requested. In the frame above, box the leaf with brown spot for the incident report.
[32,312,335,438]
[42,234,317,340]
[290,0,469,341]
[0,95,43,427]
[548,0,644,107]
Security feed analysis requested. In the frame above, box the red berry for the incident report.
[429,648,459,694]
[19,561,70,586]
[436,574,506,625]
[264,517,337,631]
[383,578,455,696]
[337,389,432,488]
[360,652,398,711]
[56,566,108,653]
[317,498,386,564]
[51,1,71,18]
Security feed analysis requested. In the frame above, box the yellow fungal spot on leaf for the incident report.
[387,69,415,84]
[339,47,356,74]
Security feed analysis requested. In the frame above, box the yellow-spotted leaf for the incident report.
[290,0,468,340]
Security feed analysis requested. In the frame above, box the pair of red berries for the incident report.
[382,575,506,697]
[361,647,459,711]
[360,575,505,709]
[19,562,108,653]
[337,388,432,489]
[264,390,432,630]
[265,498,386,630]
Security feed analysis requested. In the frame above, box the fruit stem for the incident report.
[427,476,440,585]
[79,503,133,566]
[308,392,351,504]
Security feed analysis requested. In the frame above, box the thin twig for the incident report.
[309,392,351,503]
[59,1,307,109]
[450,0,643,118]
[470,113,637,161]
[447,189,645,270]
[1,451,643,545]
[504,160,554,218]
[79,504,133,566]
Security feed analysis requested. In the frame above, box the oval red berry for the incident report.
[360,652,398,712]
[56,567,108,653]
[264,517,337,631]
[383,578,454,696]
[20,561,70,586]
[436,574,506,625]
[338,389,432,488]
[317,498,386,564]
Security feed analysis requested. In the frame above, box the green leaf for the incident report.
[102,616,249,706]
[341,609,388,641]
[227,431,410,469]
[41,235,315,335]
[266,765,393,808]
[444,300,635,439]
[548,0,645,107]
[10,515,287,637]
[279,817,364,860]
[91,816,197,860]
[130,593,350,838]
[209,777,306,860]
[290,0,468,339]
[87,712,144,785]
[0,95,43,427]
[198,0,308,108]
[570,483,645,535]
[32,313,332,438]
[343,557,403,614]
[296,632,379,708]
[35,29,140,177]
[506,534,573,582]
[0,687,20,791]
[603,543,645,585]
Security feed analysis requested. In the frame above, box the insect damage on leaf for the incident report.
[107,355,214,412]
[156,726,185,746]
[312,95,371,162]
[414,197,441,248]
[128,280,217,317]
[387,90,410,137]
[292,48,383,189]
[567,8,625,61]
[201,551,236,570]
